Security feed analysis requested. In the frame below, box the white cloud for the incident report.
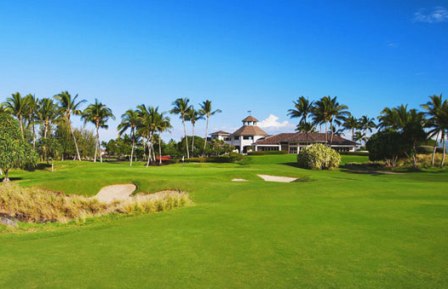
[258,114,292,129]
[414,7,448,23]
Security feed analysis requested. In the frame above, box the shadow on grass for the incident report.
[0,177,23,182]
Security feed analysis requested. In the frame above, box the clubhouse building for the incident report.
[210,115,357,154]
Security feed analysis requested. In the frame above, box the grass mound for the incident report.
[0,184,190,224]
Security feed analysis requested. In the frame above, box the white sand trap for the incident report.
[257,174,297,183]
[232,178,248,182]
[96,184,137,203]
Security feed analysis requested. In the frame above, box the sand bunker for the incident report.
[95,184,183,204]
[257,174,298,183]
[232,178,248,182]
[96,184,137,203]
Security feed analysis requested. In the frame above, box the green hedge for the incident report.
[339,151,369,156]
[182,153,244,163]
[247,151,288,156]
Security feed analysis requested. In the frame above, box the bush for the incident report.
[247,151,288,155]
[297,144,341,170]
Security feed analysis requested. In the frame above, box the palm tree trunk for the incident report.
[431,132,439,167]
[70,122,82,161]
[146,139,151,167]
[182,119,190,158]
[203,116,209,153]
[18,115,24,139]
[32,119,36,149]
[158,137,162,166]
[325,122,328,144]
[94,126,99,163]
[441,131,446,167]
[191,124,195,156]
[130,129,135,167]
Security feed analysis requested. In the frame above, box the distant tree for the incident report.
[4,92,27,138]
[170,98,192,158]
[54,91,86,161]
[36,98,59,161]
[199,100,221,152]
[156,112,172,165]
[288,96,314,125]
[421,94,448,167]
[0,114,37,182]
[312,96,350,144]
[185,107,203,156]
[136,105,160,166]
[23,94,38,149]
[358,115,376,146]
[118,109,140,166]
[343,116,359,142]
[82,99,115,163]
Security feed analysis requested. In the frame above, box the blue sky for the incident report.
[1,0,447,140]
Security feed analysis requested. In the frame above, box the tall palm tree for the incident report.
[82,99,115,163]
[343,115,359,142]
[312,96,350,144]
[23,94,38,149]
[36,98,59,161]
[137,105,160,166]
[358,115,376,146]
[186,107,203,156]
[296,121,316,145]
[4,92,27,139]
[421,94,448,167]
[118,109,140,166]
[170,98,192,158]
[54,91,86,161]
[288,96,314,125]
[199,100,222,152]
[156,112,172,165]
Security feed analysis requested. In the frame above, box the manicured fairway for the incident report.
[1,155,447,289]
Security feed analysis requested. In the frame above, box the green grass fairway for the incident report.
[1,155,447,289]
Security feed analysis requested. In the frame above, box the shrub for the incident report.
[182,153,244,163]
[416,145,435,154]
[297,144,341,170]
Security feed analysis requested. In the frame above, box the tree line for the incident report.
[288,94,448,167]
[0,92,222,168]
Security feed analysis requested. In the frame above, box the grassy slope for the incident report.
[0,155,447,289]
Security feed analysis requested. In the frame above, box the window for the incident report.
[243,136,253,140]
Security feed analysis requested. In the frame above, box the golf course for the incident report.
[1,154,447,289]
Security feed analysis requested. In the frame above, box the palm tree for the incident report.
[288,96,314,125]
[186,107,203,156]
[358,115,376,146]
[421,94,448,167]
[312,96,350,144]
[170,98,192,158]
[23,94,38,149]
[156,112,172,165]
[54,91,86,161]
[82,99,115,163]
[36,98,59,161]
[137,105,160,166]
[343,116,359,142]
[199,100,222,152]
[118,109,140,166]
[296,121,316,145]
[4,92,27,139]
